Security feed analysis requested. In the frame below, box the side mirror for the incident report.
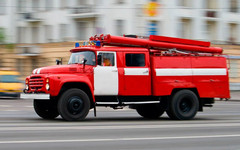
[83,58,87,69]
[56,58,62,65]
[83,58,87,65]
[97,55,102,65]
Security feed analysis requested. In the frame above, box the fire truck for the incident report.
[20,34,230,121]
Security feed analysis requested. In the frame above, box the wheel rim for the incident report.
[67,96,83,115]
[179,97,192,113]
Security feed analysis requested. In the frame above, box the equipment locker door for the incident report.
[123,52,151,95]
[94,52,119,95]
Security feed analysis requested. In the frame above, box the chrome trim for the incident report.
[96,102,119,105]
[122,101,160,104]
[95,101,160,105]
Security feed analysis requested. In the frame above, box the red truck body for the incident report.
[21,34,230,121]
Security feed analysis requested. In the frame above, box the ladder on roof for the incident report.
[89,34,223,54]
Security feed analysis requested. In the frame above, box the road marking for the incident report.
[1,122,240,131]
[1,119,240,126]
[4,110,19,112]
[24,106,33,108]
[0,134,240,144]
[0,105,32,108]
[0,105,11,107]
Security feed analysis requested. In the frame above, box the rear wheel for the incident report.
[136,103,165,119]
[34,100,59,119]
[58,88,90,121]
[166,90,199,120]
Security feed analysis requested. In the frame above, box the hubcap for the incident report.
[179,98,192,113]
[67,96,83,115]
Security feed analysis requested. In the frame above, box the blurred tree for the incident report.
[0,28,5,44]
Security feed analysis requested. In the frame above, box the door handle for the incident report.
[112,69,118,72]
[143,70,149,73]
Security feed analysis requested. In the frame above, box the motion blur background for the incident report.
[0,0,240,96]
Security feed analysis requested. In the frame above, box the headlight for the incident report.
[45,83,50,91]
[25,84,29,90]
[25,79,29,90]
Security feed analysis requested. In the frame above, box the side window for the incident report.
[98,52,115,66]
[126,54,145,67]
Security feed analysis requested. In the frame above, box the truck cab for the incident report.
[21,34,230,121]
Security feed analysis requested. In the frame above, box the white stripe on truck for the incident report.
[156,68,226,76]
[124,68,149,76]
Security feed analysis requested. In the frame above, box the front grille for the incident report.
[29,76,44,91]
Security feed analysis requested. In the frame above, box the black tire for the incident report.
[166,90,199,120]
[58,88,90,121]
[136,103,165,119]
[34,100,59,119]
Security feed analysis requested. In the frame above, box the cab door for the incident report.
[123,52,151,95]
[94,52,118,95]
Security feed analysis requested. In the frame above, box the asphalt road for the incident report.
[0,99,240,150]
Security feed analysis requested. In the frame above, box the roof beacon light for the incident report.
[96,41,101,47]
[75,43,80,48]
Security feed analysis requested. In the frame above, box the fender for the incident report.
[49,74,95,102]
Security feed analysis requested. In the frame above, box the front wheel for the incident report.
[166,90,199,120]
[34,100,59,119]
[58,88,90,121]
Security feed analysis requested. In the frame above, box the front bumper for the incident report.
[20,93,50,100]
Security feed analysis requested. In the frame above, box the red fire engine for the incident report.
[20,34,230,121]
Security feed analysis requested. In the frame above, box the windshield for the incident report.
[0,75,20,83]
[68,51,96,66]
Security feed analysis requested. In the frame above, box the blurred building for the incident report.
[0,0,240,90]
[1,0,240,43]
